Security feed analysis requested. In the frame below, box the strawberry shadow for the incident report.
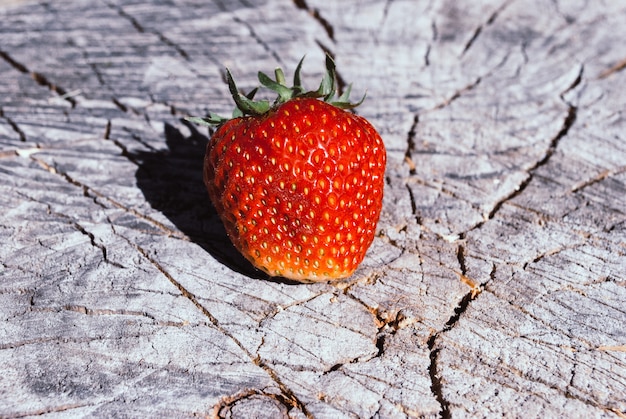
[134,121,299,285]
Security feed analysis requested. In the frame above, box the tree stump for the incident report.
[1,0,624,417]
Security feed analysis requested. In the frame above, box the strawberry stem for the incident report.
[186,53,365,126]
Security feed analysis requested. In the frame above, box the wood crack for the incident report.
[433,77,482,111]
[427,335,451,419]
[1,402,92,418]
[0,332,152,351]
[293,0,335,41]
[0,107,27,142]
[258,292,329,327]
[29,155,186,239]
[405,184,422,227]
[598,56,626,79]
[472,67,583,225]
[461,0,512,56]
[27,304,199,328]
[120,235,312,419]
[15,191,125,267]
[560,64,584,100]
[342,290,418,365]
[426,247,494,419]
[473,104,578,226]
[212,388,296,418]
[84,51,107,87]
[445,348,603,414]
[380,0,395,28]
[70,221,126,269]
[491,285,605,352]
[0,50,76,107]
[107,2,189,60]
[480,331,624,413]
[233,17,283,66]
[570,165,626,194]
[404,114,419,175]
[461,26,483,57]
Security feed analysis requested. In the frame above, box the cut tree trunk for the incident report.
[1,0,624,418]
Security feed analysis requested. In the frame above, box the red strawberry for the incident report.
[188,56,386,282]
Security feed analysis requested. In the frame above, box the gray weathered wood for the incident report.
[1,0,624,417]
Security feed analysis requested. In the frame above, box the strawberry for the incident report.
[188,56,386,282]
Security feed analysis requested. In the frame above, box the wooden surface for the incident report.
[1,0,625,417]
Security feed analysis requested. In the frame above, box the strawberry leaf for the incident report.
[245,87,259,100]
[332,84,366,109]
[226,68,270,116]
[274,67,287,86]
[185,114,229,126]
[293,56,306,93]
[337,83,352,103]
[258,71,292,103]
[322,54,337,101]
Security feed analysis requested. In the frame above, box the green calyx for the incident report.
[186,54,365,127]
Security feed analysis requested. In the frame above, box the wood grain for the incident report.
[1,0,624,417]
